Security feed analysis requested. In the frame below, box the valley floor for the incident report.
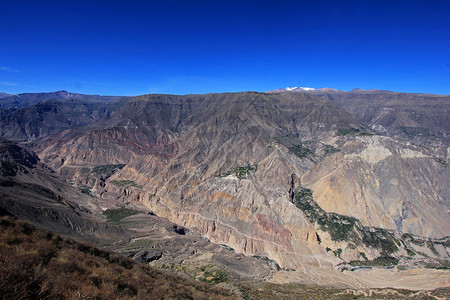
[271,266,450,291]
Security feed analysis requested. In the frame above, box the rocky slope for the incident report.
[0,138,127,241]
[29,92,449,273]
[269,88,450,146]
[0,92,130,142]
[0,139,278,282]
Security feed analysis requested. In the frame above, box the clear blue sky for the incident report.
[1,0,449,95]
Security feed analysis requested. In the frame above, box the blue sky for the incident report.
[1,0,449,95]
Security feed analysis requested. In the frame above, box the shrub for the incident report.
[292,187,357,242]
[336,128,372,136]
[333,248,342,258]
[361,228,399,255]
[217,164,257,179]
[349,256,399,267]
[92,164,125,177]
[110,180,142,189]
[288,143,314,159]
[102,207,140,222]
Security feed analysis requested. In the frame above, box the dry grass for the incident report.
[2,216,447,299]
[0,217,236,300]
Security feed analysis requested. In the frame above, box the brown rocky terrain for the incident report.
[31,92,449,270]
[269,88,450,146]
[0,138,278,283]
[0,90,449,292]
[0,141,447,298]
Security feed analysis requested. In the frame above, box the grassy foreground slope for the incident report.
[0,217,235,300]
[1,215,449,299]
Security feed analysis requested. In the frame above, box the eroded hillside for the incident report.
[27,92,449,273]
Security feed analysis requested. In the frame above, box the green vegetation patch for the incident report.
[80,186,92,194]
[217,164,257,179]
[274,136,340,162]
[200,269,228,284]
[349,256,399,267]
[333,248,342,258]
[80,185,95,197]
[336,127,373,136]
[292,187,358,241]
[426,259,450,270]
[401,233,424,246]
[194,265,228,284]
[102,207,140,222]
[361,228,399,256]
[292,186,402,264]
[92,164,125,177]
[399,126,437,140]
[435,157,448,167]
[288,143,315,159]
[252,256,282,271]
[426,240,439,255]
[320,213,358,242]
[359,252,368,260]
[110,179,142,189]
[323,144,340,155]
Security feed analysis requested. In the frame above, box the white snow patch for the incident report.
[285,86,316,91]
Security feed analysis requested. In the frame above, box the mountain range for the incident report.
[0,88,448,296]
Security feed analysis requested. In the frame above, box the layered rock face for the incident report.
[28,91,449,270]
[303,136,449,238]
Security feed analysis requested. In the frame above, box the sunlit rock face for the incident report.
[33,91,449,269]
[303,135,449,238]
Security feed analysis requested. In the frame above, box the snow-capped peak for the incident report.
[285,86,315,91]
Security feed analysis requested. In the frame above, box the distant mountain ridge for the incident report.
[268,86,450,95]
[0,90,131,109]
[0,91,131,142]
[0,92,12,98]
